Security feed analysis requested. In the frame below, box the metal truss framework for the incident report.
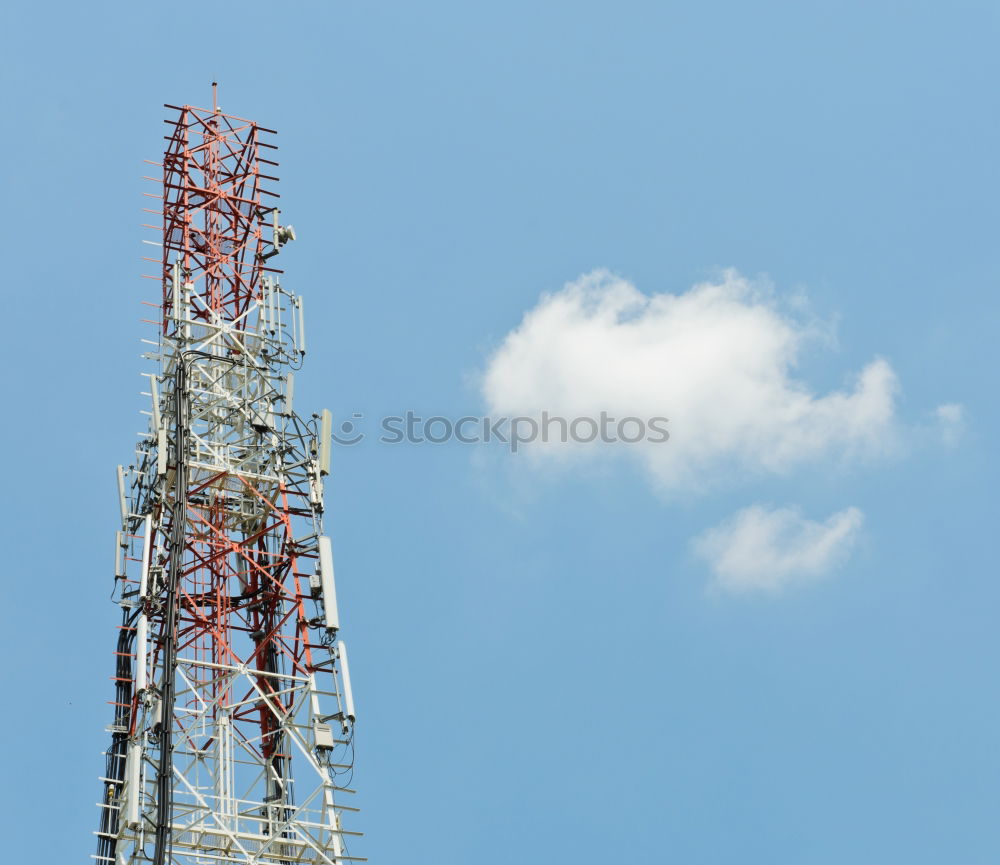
[95,90,360,865]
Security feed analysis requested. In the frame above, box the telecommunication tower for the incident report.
[94,86,361,865]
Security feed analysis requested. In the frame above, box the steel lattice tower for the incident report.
[95,87,361,865]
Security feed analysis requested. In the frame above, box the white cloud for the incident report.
[481,269,899,492]
[692,504,864,592]
[935,402,965,447]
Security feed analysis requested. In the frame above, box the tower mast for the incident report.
[95,90,360,865]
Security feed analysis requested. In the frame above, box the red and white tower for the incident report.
[95,87,360,865]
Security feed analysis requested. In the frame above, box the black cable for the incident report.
[95,606,138,864]
[151,360,188,865]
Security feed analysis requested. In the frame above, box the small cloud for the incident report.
[691,504,864,593]
[935,402,965,447]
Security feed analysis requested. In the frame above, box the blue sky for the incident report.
[2,1,998,862]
